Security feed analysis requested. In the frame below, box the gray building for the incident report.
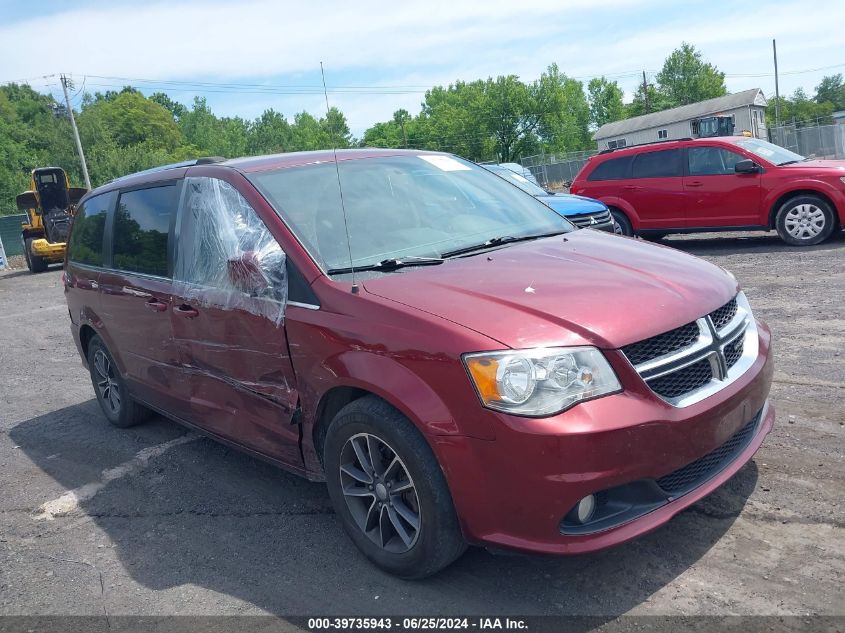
[593,88,768,150]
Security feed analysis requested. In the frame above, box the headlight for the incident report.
[463,347,621,416]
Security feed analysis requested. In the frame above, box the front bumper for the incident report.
[432,320,774,554]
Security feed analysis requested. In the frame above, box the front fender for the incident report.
[764,179,845,225]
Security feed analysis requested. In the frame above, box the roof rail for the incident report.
[599,138,692,154]
[108,156,227,184]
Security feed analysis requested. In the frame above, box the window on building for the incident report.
[658,129,668,139]
[690,120,700,136]
[607,138,627,150]
[631,149,682,179]
[112,185,177,277]
[68,192,113,266]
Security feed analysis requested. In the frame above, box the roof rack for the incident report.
[108,156,227,184]
[599,138,692,154]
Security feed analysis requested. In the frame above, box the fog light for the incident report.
[573,495,596,524]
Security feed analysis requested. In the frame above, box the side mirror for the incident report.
[68,187,89,205]
[16,191,38,212]
[227,252,270,296]
[735,159,760,174]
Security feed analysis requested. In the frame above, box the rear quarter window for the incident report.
[68,192,113,266]
[587,156,632,181]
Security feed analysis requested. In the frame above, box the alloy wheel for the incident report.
[93,349,121,415]
[339,432,421,553]
[784,203,826,240]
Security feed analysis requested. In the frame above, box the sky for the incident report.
[1,0,843,136]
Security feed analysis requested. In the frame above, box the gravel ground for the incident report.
[0,231,843,622]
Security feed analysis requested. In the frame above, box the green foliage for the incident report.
[655,42,727,106]
[767,88,835,128]
[814,74,845,111]
[587,77,626,129]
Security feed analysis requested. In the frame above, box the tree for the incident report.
[815,74,845,110]
[534,64,591,153]
[79,90,183,151]
[587,77,625,129]
[767,88,835,128]
[655,43,727,106]
[248,109,292,154]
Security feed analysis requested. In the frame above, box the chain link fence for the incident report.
[768,122,845,159]
[521,150,598,190]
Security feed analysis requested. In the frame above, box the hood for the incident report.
[536,193,607,217]
[780,159,845,171]
[363,230,738,350]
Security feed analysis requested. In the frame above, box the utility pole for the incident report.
[772,39,781,130]
[642,71,650,114]
[60,74,91,190]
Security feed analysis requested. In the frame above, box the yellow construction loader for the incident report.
[17,167,87,273]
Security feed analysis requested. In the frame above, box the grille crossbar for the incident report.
[621,294,757,407]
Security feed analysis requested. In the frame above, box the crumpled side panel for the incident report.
[174,177,287,324]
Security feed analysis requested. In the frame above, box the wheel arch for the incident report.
[768,188,840,230]
[78,323,98,361]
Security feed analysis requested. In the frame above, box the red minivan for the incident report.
[64,150,774,578]
[570,136,845,246]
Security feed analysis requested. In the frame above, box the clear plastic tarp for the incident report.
[174,177,287,324]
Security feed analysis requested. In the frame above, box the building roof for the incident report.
[594,88,766,140]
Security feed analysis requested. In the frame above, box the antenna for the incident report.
[320,61,358,294]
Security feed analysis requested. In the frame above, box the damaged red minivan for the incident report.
[64,149,774,578]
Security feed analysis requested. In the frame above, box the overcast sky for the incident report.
[1,0,843,135]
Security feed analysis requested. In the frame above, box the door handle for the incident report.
[145,298,168,312]
[622,185,641,190]
[687,181,704,187]
[174,304,199,318]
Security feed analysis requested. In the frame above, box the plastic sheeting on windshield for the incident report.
[174,177,287,324]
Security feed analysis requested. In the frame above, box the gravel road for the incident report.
[1,231,843,623]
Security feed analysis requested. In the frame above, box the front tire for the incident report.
[87,336,151,428]
[609,209,634,237]
[324,396,466,579]
[25,238,48,273]
[775,195,835,246]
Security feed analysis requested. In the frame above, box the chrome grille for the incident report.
[621,293,758,407]
[622,322,699,366]
[568,209,612,228]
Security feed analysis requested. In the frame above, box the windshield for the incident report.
[484,165,548,196]
[249,154,573,273]
[734,138,805,166]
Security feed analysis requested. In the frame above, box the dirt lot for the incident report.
[1,232,843,622]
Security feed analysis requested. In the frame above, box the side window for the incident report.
[631,149,682,179]
[688,147,746,176]
[175,177,287,323]
[658,129,668,139]
[112,185,177,277]
[587,156,632,181]
[68,192,112,266]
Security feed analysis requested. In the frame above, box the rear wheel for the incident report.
[642,232,668,242]
[609,209,633,237]
[25,238,48,273]
[87,336,151,428]
[775,195,835,246]
[324,396,466,579]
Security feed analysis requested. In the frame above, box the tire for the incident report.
[25,238,48,273]
[642,232,667,242]
[87,336,151,428]
[324,396,467,579]
[609,209,634,237]
[775,195,836,246]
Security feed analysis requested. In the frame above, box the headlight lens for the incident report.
[463,347,621,416]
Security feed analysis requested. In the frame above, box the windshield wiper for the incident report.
[441,231,568,258]
[327,256,444,275]
[777,160,801,166]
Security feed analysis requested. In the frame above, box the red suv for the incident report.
[64,150,774,578]
[571,136,845,246]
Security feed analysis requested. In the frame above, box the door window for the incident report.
[175,177,287,323]
[68,192,113,266]
[631,149,682,179]
[112,185,177,277]
[588,156,632,181]
[688,147,746,176]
